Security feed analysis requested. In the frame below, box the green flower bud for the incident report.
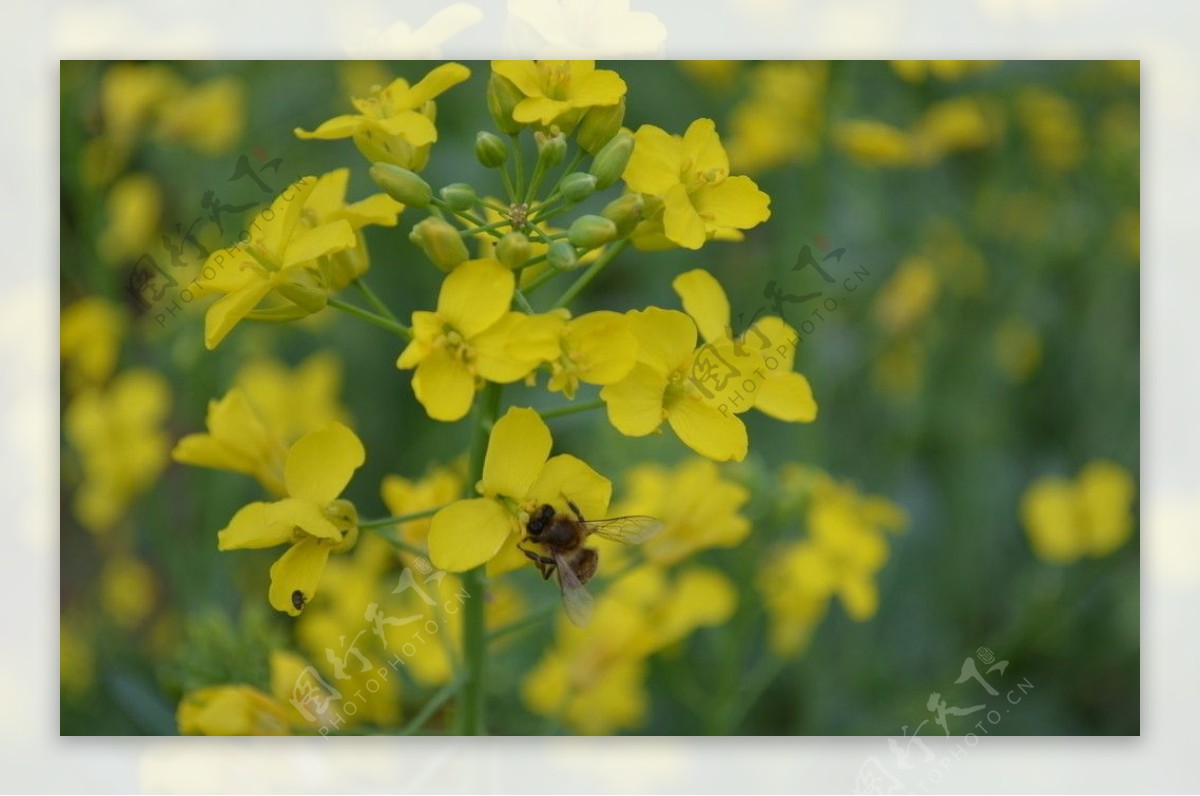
[475,131,508,169]
[560,172,597,203]
[410,216,468,272]
[439,182,478,212]
[577,99,626,154]
[535,130,567,168]
[370,162,432,208]
[547,240,579,271]
[487,73,525,135]
[274,269,328,313]
[567,215,618,251]
[601,193,645,238]
[589,129,634,190]
[496,232,532,270]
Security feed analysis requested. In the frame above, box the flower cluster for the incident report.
[1020,460,1136,564]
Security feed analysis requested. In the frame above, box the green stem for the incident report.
[714,653,788,733]
[521,264,560,295]
[399,680,462,736]
[359,528,426,558]
[487,603,558,644]
[358,507,445,529]
[511,134,526,198]
[539,398,605,420]
[546,150,587,198]
[513,289,536,314]
[551,239,629,310]
[460,218,513,238]
[353,278,399,322]
[457,382,503,735]
[328,298,413,339]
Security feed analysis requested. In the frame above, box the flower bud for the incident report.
[487,73,524,135]
[535,130,567,168]
[601,193,645,238]
[560,172,597,203]
[475,131,508,168]
[547,240,579,271]
[496,232,532,270]
[409,217,468,272]
[370,162,431,208]
[589,129,634,190]
[439,182,478,212]
[567,215,618,251]
[577,99,626,154]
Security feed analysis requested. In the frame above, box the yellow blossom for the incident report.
[1016,87,1084,173]
[835,119,915,167]
[539,310,639,399]
[60,297,124,390]
[890,60,996,84]
[172,389,289,496]
[216,422,366,615]
[235,351,351,443]
[599,307,763,462]
[299,168,405,289]
[491,60,626,130]
[427,407,611,575]
[100,63,182,148]
[1021,460,1136,563]
[727,62,827,172]
[177,685,291,736]
[381,464,464,549]
[98,173,162,264]
[295,63,470,170]
[873,256,941,336]
[99,555,157,630]
[396,259,559,422]
[155,76,245,154]
[623,118,771,250]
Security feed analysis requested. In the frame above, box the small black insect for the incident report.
[291,589,306,612]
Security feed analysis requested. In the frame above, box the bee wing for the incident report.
[582,515,664,545]
[554,552,594,627]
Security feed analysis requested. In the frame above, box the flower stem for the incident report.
[358,507,445,529]
[539,398,605,420]
[551,239,629,310]
[328,297,413,339]
[352,278,399,321]
[399,679,463,735]
[510,134,526,199]
[457,381,503,735]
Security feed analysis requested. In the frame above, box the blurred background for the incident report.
[59,60,1139,736]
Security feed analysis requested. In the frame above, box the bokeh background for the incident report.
[59,59,1139,736]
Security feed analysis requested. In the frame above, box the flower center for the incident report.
[540,63,573,100]
[435,326,476,367]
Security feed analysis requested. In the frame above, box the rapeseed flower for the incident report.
[539,310,639,399]
[490,60,626,130]
[172,389,289,496]
[60,297,124,390]
[1021,460,1136,563]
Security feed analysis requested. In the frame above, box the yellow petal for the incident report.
[281,219,356,268]
[271,497,341,541]
[565,311,638,385]
[216,502,294,550]
[681,118,729,176]
[672,269,731,343]
[570,68,626,107]
[662,183,706,250]
[473,312,559,383]
[623,124,681,196]
[492,60,544,97]
[294,114,363,140]
[404,62,471,107]
[437,259,514,338]
[343,193,405,227]
[747,315,799,369]
[257,177,318,256]
[756,371,818,423]
[303,168,350,219]
[377,112,438,146]
[693,175,771,230]
[627,307,696,373]
[600,363,667,437]
[666,397,748,462]
[268,537,334,615]
[428,498,515,572]
[527,454,612,522]
[482,407,551,499]
[205,280,272,350]
[487,533,532,577]
[284,421,365,504]
[513,96,569,125]
[412,350,476,422]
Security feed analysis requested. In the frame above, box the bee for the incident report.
[519,498,662,627]
[291,589,307,612]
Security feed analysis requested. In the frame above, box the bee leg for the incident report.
[566,498,585,523]
[518,545,557,581]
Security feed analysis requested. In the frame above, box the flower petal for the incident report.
[681,118,729,177]
[513,96,569,125]
[624,124,681,196]
[428,498,515,572]
[217,502,294,550]
[377,112,438,146]
[527,454,612,522]
[272,497,341,541]
[205,280,273,350]
[666,397,749,462]
[600,363,667,437]
[437,259,514,338]
[627,307,696,373]
[662,183,706,250]
[693,175,771,230]
[403,62,471,107]
[294,115,363,140]
[284,422,365,504]
[473,312,559,383]
[492,60,545,97]
[281,219,357,268]
[269,537,334,615]
[482,407,551,499]
[412,350,476,422]
[756,371,818,423]
[672,269,731,343]
[566,311,638,385]
[569,68,626,108]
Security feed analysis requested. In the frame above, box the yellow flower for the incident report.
[155,76,245,154]
[427,407,611,574]
[234,351,351,443]
[1021,460,1136,564]
[835,119,915,167]
[678,61,741,92]
[912,97,994,162]
[99,555,157,630]
[673,268,817,423]
[60,297,124,390]
[216,422,366,615]
[890,60,996,84]
[599,307,763,462]
[381,464,464,550]
[172,389,289,496]
[295,63,470,169]
[98,173,162,264]
[396,259,558,422]
[873,256,941,335]
[491,60,626,130]
[1016,87,1084,173]
[195,176,357,349]
[177,685,291,736]
[613,458,750,568]
[300,168,405,289]
[64,369,171,534]
[727,62,827,172]
[623,118,771,250]
[100,63,183,148]
[540,310,639,399]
